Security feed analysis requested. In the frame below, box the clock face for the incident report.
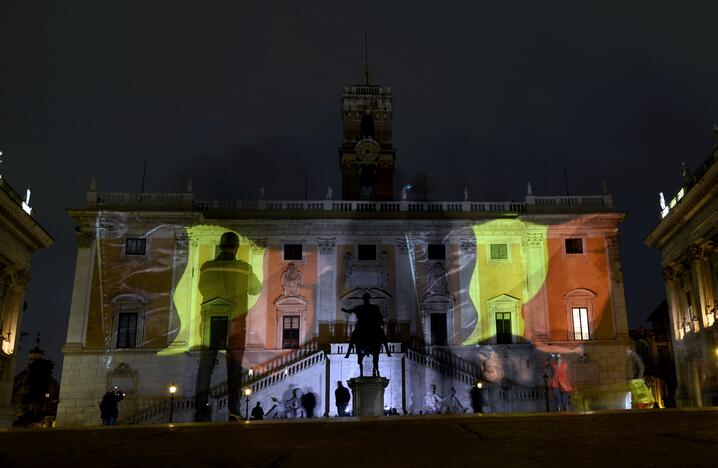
[355,138,380,163]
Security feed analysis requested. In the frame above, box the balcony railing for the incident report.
[86,192,612,214]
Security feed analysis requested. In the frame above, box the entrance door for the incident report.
[209,316,228,350]
[495,312,512,344]
[430,313,448,346]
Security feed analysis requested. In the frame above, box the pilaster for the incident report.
[605,233,629,339]
[64,230,97,348]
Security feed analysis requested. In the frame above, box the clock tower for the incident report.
[339,62,396,200]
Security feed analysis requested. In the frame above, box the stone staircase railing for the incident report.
[405,347,479,386]
[120,340,323,425]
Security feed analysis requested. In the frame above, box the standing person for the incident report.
[549,355,573,411]
[300,390,317,418]
[335,381,351,417]
[469,382,485,414]
[195,232,261,421]
[251,402,264,420]
[99,387,124,426]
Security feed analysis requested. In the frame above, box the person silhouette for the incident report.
[335,381,351,417]
[251,402,264,420]
[300,390,317,418]
[195,232,261,421]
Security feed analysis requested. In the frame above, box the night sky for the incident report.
[2,1,718,375]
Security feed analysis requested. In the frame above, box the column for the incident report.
[605,233,629,339]
[689,245,718,405]
[662,266,690,407]
[166,231,188,349]
[458,238,479,343]
[394,237,416,336]
[0,268,30,427]
[316,238,337,338]
[65,230,97,348]
[521,232,549,342]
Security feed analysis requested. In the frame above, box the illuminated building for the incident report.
[0,173,53,427]
[645,133,718,407]
[56,67,632,425]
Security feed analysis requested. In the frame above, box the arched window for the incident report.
[360,113,374,138]
[563,289,597,341]
[111,294,146,349]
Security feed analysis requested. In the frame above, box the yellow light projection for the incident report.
[463,220,549,344]
[159,225,265,355]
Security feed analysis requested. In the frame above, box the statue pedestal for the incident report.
[348,377,389,417]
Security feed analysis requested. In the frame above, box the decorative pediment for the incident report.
[201,296,237,315]
[343,251,389,290]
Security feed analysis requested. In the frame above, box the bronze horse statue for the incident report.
[341,293,391,377]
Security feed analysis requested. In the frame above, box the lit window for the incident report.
[490,244,508,260]
[565,238,583,254]
[116,312,138,348]
[572,307,590,340]
[125,238,146,256]
[283,244,303,261]
[428,244,446,260]
[282,315,300,349]
[358,244,376,261]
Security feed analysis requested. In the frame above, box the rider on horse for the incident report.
[341,293,391,360]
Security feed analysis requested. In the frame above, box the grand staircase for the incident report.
[120,341,325,425]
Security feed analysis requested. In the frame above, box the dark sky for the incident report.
[2,1,718,374]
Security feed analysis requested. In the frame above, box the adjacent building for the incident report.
[645,134,718,407]
[0,175,53,427]
[57,66,633,426]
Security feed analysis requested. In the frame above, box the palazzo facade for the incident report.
[0,176,53,427]
[57,69,633,425]
[646,135,718,407]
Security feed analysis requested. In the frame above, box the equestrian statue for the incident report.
[341,293,391,377]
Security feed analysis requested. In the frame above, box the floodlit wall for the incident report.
[57,210,631,425]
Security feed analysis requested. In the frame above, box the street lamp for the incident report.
[244,387,252,421]
[169,383,177,423]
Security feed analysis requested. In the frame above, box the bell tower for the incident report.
[339,52,396,200]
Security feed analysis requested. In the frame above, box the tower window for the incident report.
[565,238,583,254]
[428,244,446,260]
[125,238,146,256]
[571,307,590,340]
[358,244,376,261]
[490,244,508,260]
[360,113,375,138]
[283,244,303,261]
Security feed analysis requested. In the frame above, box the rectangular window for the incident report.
[495,312,512,344]
[358,244,376,261]
[428,244,446,260]
[430,313,448,346]
[209,316,229,350]
[283,244,303,261]
[572,307,590,340]
[490,243,508,260]
[565,238,583,254]
[125,238,147,256]
[282,315,300,349]
[116,312,138,348]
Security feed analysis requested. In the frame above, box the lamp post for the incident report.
[244,387,252,421]
[169,384,177,423]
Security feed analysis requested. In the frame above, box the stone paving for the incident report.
[1,409,717,467]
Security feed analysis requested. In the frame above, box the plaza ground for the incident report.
[1,408,716,467]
